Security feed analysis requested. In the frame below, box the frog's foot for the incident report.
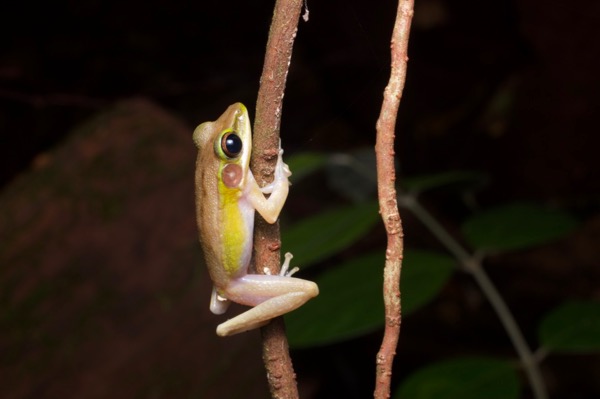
[280,252,300,277]
[261,252,299,277]
[210,286,231,315]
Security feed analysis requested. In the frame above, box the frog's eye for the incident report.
[220,131,243,158]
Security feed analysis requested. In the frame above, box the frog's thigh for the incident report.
[224,275,319,307]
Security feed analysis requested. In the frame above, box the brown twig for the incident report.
[373,0,414,398]
[251,0,304,398]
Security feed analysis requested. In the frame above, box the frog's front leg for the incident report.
[215,255,319,336]
[246,147,291,223]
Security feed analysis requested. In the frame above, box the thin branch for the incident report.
[467,260,549,399]
[403,198,472,265]
[404,200,548,399]
[373,0,414,398]
[251,0,304,398]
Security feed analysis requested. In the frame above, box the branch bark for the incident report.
[373,0,414,398]
[251,0,304,398]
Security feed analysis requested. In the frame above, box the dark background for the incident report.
[3,0,597,196]
[1,0,598,398]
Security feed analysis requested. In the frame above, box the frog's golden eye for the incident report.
[220,131,243,158]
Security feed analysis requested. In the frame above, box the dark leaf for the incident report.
[286,250,455,348]
[282,201,380,269]
[402,171,489,194]
[286,152,327,183]
[462,202,578,252]
[539,301,600,353]
[395,357,519,399]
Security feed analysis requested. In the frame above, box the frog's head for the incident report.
[193,103,252,189]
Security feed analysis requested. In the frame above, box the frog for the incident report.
[193,103,319,336]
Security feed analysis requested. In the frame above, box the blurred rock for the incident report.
[0,99,268,399]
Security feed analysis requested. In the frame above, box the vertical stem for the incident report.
[373,0,414,398]
[252,0,303,398]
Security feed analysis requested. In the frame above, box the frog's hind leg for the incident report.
[216,274,319,336]
[216,290,315,336]
[210,286,231,315]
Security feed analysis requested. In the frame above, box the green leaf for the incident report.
[282,201,380,268]
[461,202,579,253]
[402,170,489,194]
[395,357,520,399]
[286,252,384,348]
[402,250,455,314]
[286,152,327,183]
[286,250,455,348]
[539,301,600,353]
